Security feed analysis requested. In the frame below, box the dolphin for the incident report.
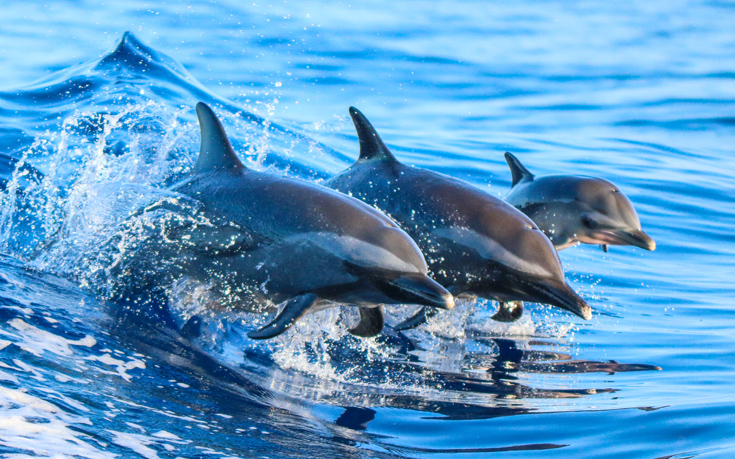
[504,152,656,252]
[325,107,591,329]
[119,102,454,340]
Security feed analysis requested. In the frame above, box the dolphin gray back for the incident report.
[504,152,603,206]
[175,103,430,274]
[503,152,653,251]
[328,108,568,283]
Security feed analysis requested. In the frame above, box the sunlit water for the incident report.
[0,2,734,458]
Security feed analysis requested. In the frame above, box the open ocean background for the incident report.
[0,1,734,457]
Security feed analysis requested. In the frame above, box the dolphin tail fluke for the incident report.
[348,107,399,163]
[504,152,535,187]
[491,301,524,322]
[193,102,245,174]
[393,307,438,331]
[247,293,318,340]
[348,306,385,337]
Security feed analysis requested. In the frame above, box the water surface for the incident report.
[0,2,734,458]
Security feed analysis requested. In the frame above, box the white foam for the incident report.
[86,352,146,382]
[108,430,160,459]
[37,387,92,414]
[12,359,46,381]
[0,386,114,459]
[6,319,97,358]
[470,312,539,337]
[0,370,19,384]
[152,430,181,440]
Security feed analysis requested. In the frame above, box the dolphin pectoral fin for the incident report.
[180,315,203,339]
[504,152,535,187]
[194,102,245,174]
[491,301,523,322]
[601,244,609,252]
[247,293,318,340]
[394,307,438,331]
[348,107,399,163]
[348,306,385,338]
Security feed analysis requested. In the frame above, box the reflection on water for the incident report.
[118,305,663,457]
[148,302,661,430]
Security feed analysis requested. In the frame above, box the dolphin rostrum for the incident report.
[504,152,656,252]
[119,102,454,340]
[326,107,591,329]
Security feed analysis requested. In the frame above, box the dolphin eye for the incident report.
[581,215,598,229]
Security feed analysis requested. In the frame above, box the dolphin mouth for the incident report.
[529,281,592,320]
[587,229,656,251]
[376,273,455,310]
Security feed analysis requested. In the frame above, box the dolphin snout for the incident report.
[377,273,455,310]
[588,228,656,251]
[533,281,592,320]
[615,229,656,251]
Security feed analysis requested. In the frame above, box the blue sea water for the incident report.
[0,1,734,457]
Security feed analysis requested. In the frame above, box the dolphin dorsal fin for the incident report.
[193,102,245,174]
[349,107,398,163]
[504,152,534,187]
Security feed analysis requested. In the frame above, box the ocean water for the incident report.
[0,1,734,458]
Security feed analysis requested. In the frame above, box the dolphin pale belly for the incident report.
[504,152,656,252]
[326,107,591,329]
[118,102,453,340]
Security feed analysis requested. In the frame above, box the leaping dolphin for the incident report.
[504,152,656,252]
[326,107,591,329]
[119,102,454,340]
